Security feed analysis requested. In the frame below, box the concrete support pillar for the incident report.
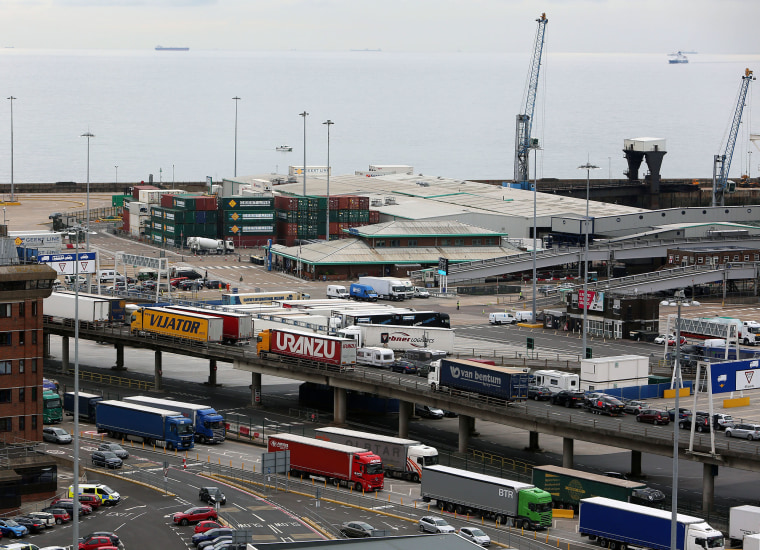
[702,463,715,512]
[333,387,347,425]
[208,360,218,386]
[398,401,411,438]
[631,450,642,477]
[562,437,574,469]
[458,415,471,453]
[114,344,125,371]
[154,350,162,391]
[43,332,51,359]
[250,372,262,408]
[61,336,70,374]
[527,431,540,451]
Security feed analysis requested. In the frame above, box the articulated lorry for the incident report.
[57,292,127,323]
[578,496,724,550]
[358,276,410,301]
[729,505,760,547]
[315,427,438,482]
[337,324,455,354]
[267,433,384,492]
[44,292,110,323]
[43,391,63,424]
[130,307,224,343]
[64,392,103,422]
[164,305,253,344]
[124,396,225,444]
[421,464,552,530]
[96,400,194,450]
[187,236,234,255]
[531,465,665,510]
[428,358,529,401]
[257,328,356,371]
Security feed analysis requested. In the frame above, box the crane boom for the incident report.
[713,68,755,206]
[514,13,548,186]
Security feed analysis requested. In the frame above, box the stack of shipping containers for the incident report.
[153,194,218,248]
[220,195,276,248]
[275,195,321,246]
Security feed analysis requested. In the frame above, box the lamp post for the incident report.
[114,165,118,185]
[578,161,599,357]
[8,96,16,202]
[323,120,334,242]
[530,141,542,326]
[232,97,241,177]
[670,288,686,550]
[81,131,94,251]
[299,111,309,196]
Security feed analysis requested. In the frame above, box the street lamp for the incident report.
[8,96,16,202]
[578,161,599,357]
[530,141,542,326]
[323,120,334,242]
[670,288,686,550]
[299,111,309,196]
[232,97,241,177]
[81,131,95,251]
[114,165,118,185]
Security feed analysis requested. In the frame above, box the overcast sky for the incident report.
[0,0,757,53]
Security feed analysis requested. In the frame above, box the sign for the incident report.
[38,252,97,275]
[117,253,168,271]
[578,289,604,312]
[710,359,760,394]
[438,257,449,276]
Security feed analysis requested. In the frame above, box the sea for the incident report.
[1,49,759,186]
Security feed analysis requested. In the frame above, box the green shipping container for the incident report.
[223,224,276,235]
[163,208,189,224]
[305,196,328,210]
[222,196,274,210]
[112,194,131,207]
[225,210,275,224]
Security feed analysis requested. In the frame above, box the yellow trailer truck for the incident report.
[130,307,224,343]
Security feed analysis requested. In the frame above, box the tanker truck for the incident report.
[187,237,234,255]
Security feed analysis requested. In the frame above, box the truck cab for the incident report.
[43,391,63,424]
[349,283,378,302]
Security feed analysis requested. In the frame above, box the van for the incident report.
[326,285,349,299]
[489,312,516,325]
[98,269,118,282]
[67,483,121,506]
[514,310,535,323]
[703,338,726,348]
[356,347,395,368]
[349,283,378,302]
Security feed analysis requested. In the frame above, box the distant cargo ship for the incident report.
[155,46,189,51]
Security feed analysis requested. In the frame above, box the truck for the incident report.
[746,535,760,550]
[578,496,724,550]
[57,292,127,323]
[531,465,665,510]
[420,464,552,530]
[222,291,311,305]
[428,358,529,401]
[257,328,356,371]
[314,427,438,482]
[96,400,195,450]
[43,390,63,424]
[267,433,384,492]
[349,283,378,302]
[729,505,760,547]
[358,276,410,301]
[63,392,103,422]
[130,307,224,343]
[44,292,110,323]
[124,396,226,444]
[188,236,235,255]
[337,324,455,354]
[741,321,760,346]
[9,230,63,254]
[164,305,253,344]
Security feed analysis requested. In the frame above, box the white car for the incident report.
[419,516,455,533]
[653,334,672,344]
[459,527,490,547]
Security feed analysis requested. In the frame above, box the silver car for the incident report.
[419,516,455,534]
[725,423,760,440]
[459,527,490,547]
[43,427,72,444]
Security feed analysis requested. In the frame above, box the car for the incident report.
[39,508,70,525]
[75,494,102,509]
[78,534,116,550]
[199,487,226,506]
[415,405,444,419]
[12,517,45,534]
[82,533,119,547]
[725,423,760,440]
[654,334,686,346]
[340,521,376,538]
[636,409,670,425]
[527,386,553,401]
[97,443,129,459]
[586,394,626,416]
[713,413,735,430]
[199,537,232,550]
[50,499,92,516]
[195,520,222,534]
[413,287,430,298]
[623,400,649,415]
[0,518,29,538]
[584,391,607,405]
[42,427,72,444]
[25,512,55,528]
[204,279,223,289]
[191,527,234,547]
[418,516,456,534]
[550,390,585,408]
[390,360,417,375]
[679,413,713,432]
[179,280,203,291]
[173,507,218,526]
[459,527,491,547]
[91,451,122,469]
[667,407,691,421]
[170,277,188,287]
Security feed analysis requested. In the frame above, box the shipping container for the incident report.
[132,185,158,200]
[44,292,110,323]
[225,211,275,224]
[729,505,760,547]
[580,355,649,392]
[63,392,102,422]
[222,196,274,210]
[428,358,529,401]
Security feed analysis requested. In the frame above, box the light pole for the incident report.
[8,96,16,202]
[232,97,241,177]
[670,288,686,550]
[530,141,542,326]
[81,131,94,251]
[299,111,309,196]
[114,165,118,185]
[578,161,599,357]
[323,120,334,242]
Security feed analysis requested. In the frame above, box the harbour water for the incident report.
[1,49,759,185]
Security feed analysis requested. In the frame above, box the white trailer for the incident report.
[10,231,64,254]
[338,324,455,354]
[580,355,649,392]
[358,276,408,301]
[44,292,110,323]
[356,347,395,368]
[532,369,580,393]
[730,505,760,547]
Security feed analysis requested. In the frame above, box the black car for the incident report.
[667,407,692,421]
[13,516,45,534]
[550,390,585,408]
[199,487,227,506]
[341,521,376,538]
[679,413,713,433]
[91,450,123,469]
[586,394,626,416]
[528,386,553,401]
[390,360,417,374]
[205,279,223,289]
[98,442,129,459]
[180,279,203,291]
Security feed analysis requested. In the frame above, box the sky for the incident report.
[0,0,758,54]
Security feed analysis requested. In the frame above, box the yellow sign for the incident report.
[228,200,237,208]
[231,213,239,221]
[14,237,22,246]
[231,225,239,233]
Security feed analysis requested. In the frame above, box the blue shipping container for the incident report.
[438,359,529,401]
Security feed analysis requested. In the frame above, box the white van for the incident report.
[356,347,395,368]
[326,285,349,299]
[515,310,535,323]
[489,312,516,325]
[98,269,120,283]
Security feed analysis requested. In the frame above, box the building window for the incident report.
[0,418,11,432]
[18,388,24,403]
[0,333,10,346]
[745,255,750,262]
[32,415,37,429]
[18,360,24,373]
[755,254,759,261]
[407,239,417,247]
[697,257,704,264]
[674,255,680,262]
[0,361,10,375]
[31,359,37,373]
[390,240,400,247]
[18,332,24,346]
[472,239,481,246]
[18,416,24,431]
[0,390,11,403]
[723,256,729,263]
[734,255,740,261]
[375,240,385,247]
[454,239,465,246]
[18,302,24,317]
[440,239,449,246]
[31,387,37,402]
[31,302,37,316]
[0,304,10,318]
[31,331,37,345]
[485,238,496,245]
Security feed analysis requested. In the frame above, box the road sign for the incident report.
[710,359,760,393]
[585,347,593,359]
[117,253,167,271]
[438,257,449,276]
[38,252,97,274]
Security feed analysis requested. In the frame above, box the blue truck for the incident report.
[427,358,529,401]
[349,283,378,302]
[578,496,724,550]
[63,392,103,422]
[96,400,195,450]
[123,396,226,444]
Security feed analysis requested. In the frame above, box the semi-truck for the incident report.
[222,291,311,305]
[257,328,356,371]
[43,390,63,424]
[164,305,253,344]
[421,464,552,530]
[337,324,455,354]
[314,427,438,482]
[428,358,529,401]
[267,433,384,492]
[531,465,665,510]
[96,400,195,450]
[358,276,409,301]
[57,292,127,323]
[44,292,110,323]
[187,236,235,255]
[130,307,224,343]
[729,505,760,547]
[578,497,724,550]
[63,392,103,422]
[124,396,226,444]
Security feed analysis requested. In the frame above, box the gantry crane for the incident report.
[514,13,548,188]
[712,68,755,206]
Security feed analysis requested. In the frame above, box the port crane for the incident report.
[712,68,755,206]
[514,13,548,188]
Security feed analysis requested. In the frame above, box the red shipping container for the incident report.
[195,196,218,211]
[275,196,299,211]
[277,221,298,236]
[337,196,351,210]
[357,196,369,209]
[233,235,275,247]
[160,194,175,208]
[328,197,340,211]
[122,210,130,231]
[369,210,380,223]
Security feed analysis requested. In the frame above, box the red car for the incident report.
[79,534,117,550]
[172,506,218,526]
[77,494,102,509]
[194,520,222,534]
[40,507,71,524]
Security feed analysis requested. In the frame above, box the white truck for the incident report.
[742,321,760,346]
[187,237,234,255]
[729,505,760,547]
[44,292,110,323]
[358,276,408,301]
[338,324,455,354]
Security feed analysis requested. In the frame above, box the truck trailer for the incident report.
[257,328,356,371]
[531,465,665,510]
[421,464,552,530]
[428,358,529,401]
[130,307,224,343]
[578,496,724,550]
[164,305,253,344]
[44,292,110,323]
[314,427,438,482]
[57,292,127,323]
[63,392,103,422]
[96,400,194,450]
[124,396,226,444]
[729,505,760,547]
[267,433,384,492]
[358,276,410,301]
[338,324,455,354]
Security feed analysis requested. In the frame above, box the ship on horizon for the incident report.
[156,45,189,51]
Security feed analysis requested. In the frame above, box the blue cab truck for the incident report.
[96,400,195,451]
[427,358,529,401]
[349,283,378,302]
[64,392,103,422]
[579,497,724,550]
[123,395,226,444]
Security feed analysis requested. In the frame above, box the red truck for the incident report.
[268,433,384,492]
[165,305,253,345]
[257,328,356,371]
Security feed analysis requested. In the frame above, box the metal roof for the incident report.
[347,220,505,238]
[249,533,473,550]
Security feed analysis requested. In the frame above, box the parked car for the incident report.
[390,360,417,375]
[91,450,122,469]
[679,413,713,432]
[97,443,129,459]
[25,512,55,528]
[179,280,203,291]
[550,390,585,408]
[713,413,735,430]
[204,279,223,289]
[623,400,648,415]
[191,527,234,547]
[725,423,760,440]
[75,494,102,509]
[654,334,686,345]
[195,520,222,534]
[667,407,692,421]
[83,533,119,547]
[415,405,444,419]
[12,517,45,534]
[50,499,92,516]
[198,537,232,550]
[636,409,670,425]
[42,427,72,444]
[199,487,226,506]
[78,534,117,550]
[173,507,218,526]
[527,386,553,401]
[459,527,491,547]
[39,508,70,524]
[586,394,626,416]
[419,516,455,534]
[0,518,29,538]
[340,521,376,538]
